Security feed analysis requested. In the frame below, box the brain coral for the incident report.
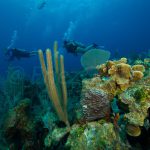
[80,88,110,121]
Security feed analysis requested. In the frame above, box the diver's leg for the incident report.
[30,51,38,56]
[86,44,95,50]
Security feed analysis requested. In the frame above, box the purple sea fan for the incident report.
[81,88,110,121]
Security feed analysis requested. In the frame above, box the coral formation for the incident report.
[38,41,70,127]
[96,58,145,92]
[80,57,150,140]
[119,76,150,127]
[81,88,110,121]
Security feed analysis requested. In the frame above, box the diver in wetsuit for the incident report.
[37,0,47,10]
[5,48,38,61]
[63,40,98,55]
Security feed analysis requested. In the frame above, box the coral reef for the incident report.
[119,76,150,127]
[80,58,146,115]
[1,51,150,150]
[96,58,145,92]
[79,57,150,148]
[3,98,47,149]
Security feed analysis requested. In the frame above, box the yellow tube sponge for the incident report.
[38,43,70,127]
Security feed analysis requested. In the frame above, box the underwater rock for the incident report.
[44,127,69,148]
[44,132,52,147]
[65,122,129,150]
[3,98,35,149]
[80,88,110,121]
[3,98,46,149]
[42,111,58,132]
[4,98,32,130]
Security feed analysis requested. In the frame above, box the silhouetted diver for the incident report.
[37,0,47,10]
[5,48,38,61]
[63,40,98,55]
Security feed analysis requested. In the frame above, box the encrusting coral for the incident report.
[65,122,129,150]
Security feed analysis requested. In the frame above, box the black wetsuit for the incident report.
[38,1,46,9]
[5,48,33,61]
[64,40,98,55]
[64,40,86,54]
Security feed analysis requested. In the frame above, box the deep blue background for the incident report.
[0,0,150,78]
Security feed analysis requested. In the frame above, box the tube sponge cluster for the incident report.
[38,41,69,127]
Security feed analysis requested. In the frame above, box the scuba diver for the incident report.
[63,40,99,55]
[37,0,47,10]
[5,48,38,61]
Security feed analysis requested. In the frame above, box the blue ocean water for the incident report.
[0,0,150,75]
[0,1,150,149]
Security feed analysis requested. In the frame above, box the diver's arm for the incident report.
[17,49,28,52]
[85,44,97,50]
